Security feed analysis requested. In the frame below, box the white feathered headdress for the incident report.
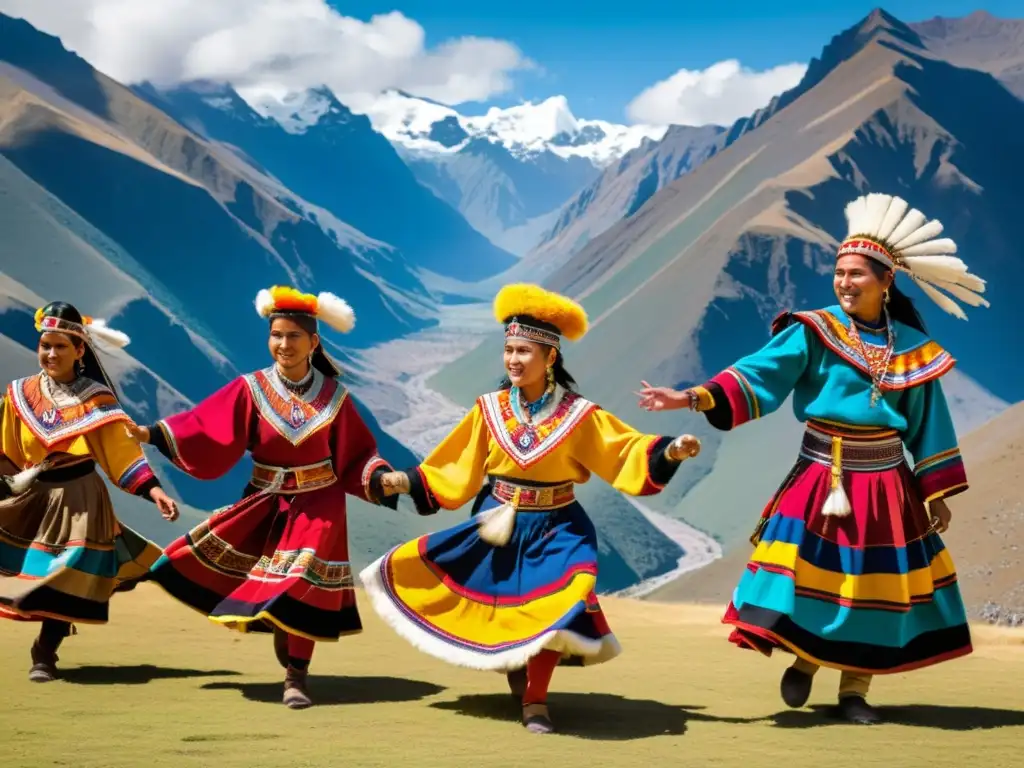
[254,285,355,333]
[34,306,131,348]
[838,193,989,320]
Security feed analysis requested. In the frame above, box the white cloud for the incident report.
[0,0,531,106]
[626,59,807,126]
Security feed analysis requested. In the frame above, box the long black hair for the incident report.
[266,311,341,377]
[497,314,578,392]
[38,301,119,393]
[865,262,928,333]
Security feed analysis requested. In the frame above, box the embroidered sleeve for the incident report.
[87,421,161,500]
[332,397,397,509]
[573,408,680,496]
[698,320,810,431]
[901,378,968,503]
[148,377,254,479]
[405,403,489,514]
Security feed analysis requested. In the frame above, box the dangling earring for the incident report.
[545,365,555,390]
[884,287,891,304]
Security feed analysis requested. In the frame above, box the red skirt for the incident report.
[722,421,971,674]
[150,484,360,642]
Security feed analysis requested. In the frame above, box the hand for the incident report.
[125,423,151,443]
[380,471,410,496]
[667,434,701,461]
[150,487,179,522]
[636,381,693,412]
[928,498,952,534]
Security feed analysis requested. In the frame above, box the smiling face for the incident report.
[38,332,84,382]
[503,338,555,392]
[268,316,318,373]
[834,254,893,320]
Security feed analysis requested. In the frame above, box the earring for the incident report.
[884,288,891,304]
[546,365,555,388]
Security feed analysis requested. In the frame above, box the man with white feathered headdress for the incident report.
[128,285,400,710]
[637,193,986,724]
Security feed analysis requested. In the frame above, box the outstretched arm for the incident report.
[380,403,490,515]
[88,421,180,521]
[573,408,699,497]
[637,319,811,431]
[332,397,398,510]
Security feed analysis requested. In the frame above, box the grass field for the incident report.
[2,585,1023,768]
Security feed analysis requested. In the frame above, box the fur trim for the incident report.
[84,318,131,348]
[254,288,275,318]
[315,292,356,333]
[492,283,588,341]
[358,557,621,671]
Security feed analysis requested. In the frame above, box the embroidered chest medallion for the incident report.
[8,375,127,448]
[479,389,596,469]
[244,367,348,446]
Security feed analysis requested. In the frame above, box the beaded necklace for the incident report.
[846,308,895,407]
[510,382,555,422]
[274,363,314,396]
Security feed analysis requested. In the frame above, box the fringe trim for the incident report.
[358,558,622,672]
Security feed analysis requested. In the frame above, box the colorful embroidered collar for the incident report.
[243,366,348,446]
[8,374,128,448]
[479,388,597,469]
[788,306,955,390]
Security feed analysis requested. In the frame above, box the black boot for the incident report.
[838,695,881,724]
[780,665,814,708]
[29,620,70,682]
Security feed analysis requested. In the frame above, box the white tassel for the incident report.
[891,219,944,251]
[4,461,52,495]
[885,208,926,246]
[85,319,131,348]
[254,289,275,317]
[476,502,518,546]
[897,238,957,257]
[874,197,909,241]
[821,437,852,518]
[315,292,356,334]
[913,278,968,320]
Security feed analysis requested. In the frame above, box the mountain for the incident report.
[910,10,1024,99]
[0,13,434,556]
[353,91,667,256]
[134,82,517,282]
[422,8,1022,589]
[525,9,1024,280]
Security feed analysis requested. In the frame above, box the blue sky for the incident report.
[335,1,1021,121]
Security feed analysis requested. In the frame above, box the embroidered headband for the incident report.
[34,307,131,348]
[837,193,989,320]
[254,286,355,333]
[504,318,561,349]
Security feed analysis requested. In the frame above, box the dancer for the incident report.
[637,193,986,724]
[0,302,179,682]
[360,283,701,734]
[129,286,397,709]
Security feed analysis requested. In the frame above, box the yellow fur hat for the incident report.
[492,283,588,347]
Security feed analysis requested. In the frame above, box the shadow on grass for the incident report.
[431,692,767,740]
[202,675,445,706]
[772,703,1024,730]
[62,664,241,685]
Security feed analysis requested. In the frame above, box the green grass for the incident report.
[2,586,1022,768]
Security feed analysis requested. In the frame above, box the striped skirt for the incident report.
[360,477,620,671]
[723,421,972,674]
[0,461,162,624]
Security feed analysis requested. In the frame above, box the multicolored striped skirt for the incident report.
[360,477,620,671]
[150,470,361,643]
[0,461,162,624]
[723,420,972,673]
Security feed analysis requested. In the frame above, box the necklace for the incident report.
[510,383,555,423]
[847,309,895,407]
[274,364,313,395]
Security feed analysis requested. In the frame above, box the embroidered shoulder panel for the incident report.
[792,310,955,390]
[243,367,348,447]
[479,389,598,469]
[7,375,129,448]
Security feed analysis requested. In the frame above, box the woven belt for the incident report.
[800,421,905,473]
[490,478,575,511]
[251,459,336,494]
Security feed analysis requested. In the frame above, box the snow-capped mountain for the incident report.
[284,89,667,256]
